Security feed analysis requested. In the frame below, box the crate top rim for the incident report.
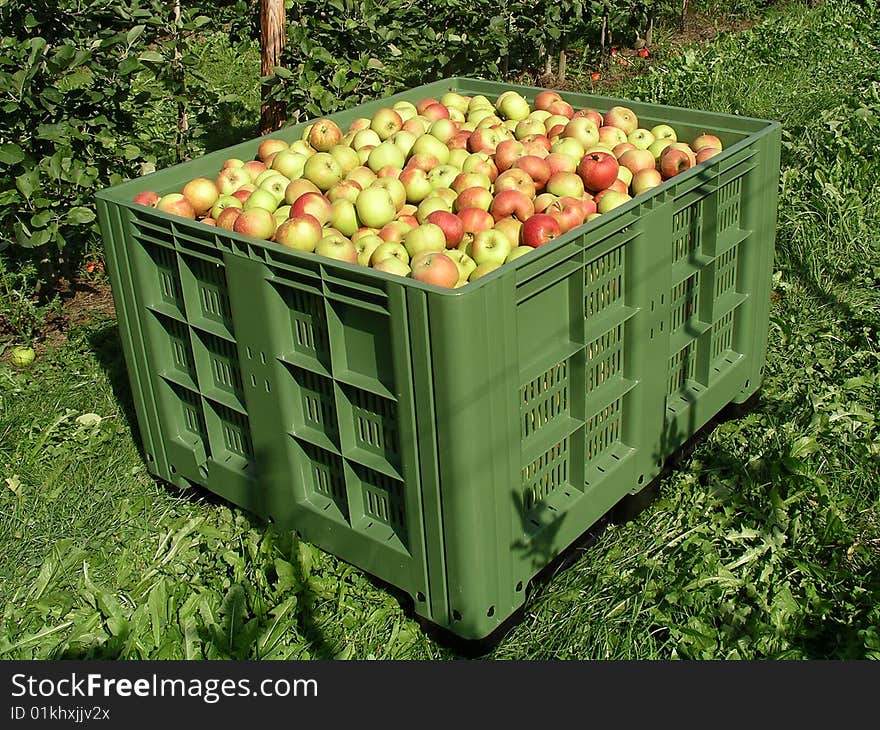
[96,76,781,298]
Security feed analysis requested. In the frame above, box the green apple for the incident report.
[10,346,35,367]
[505,246,534,262]
[366,142,405,173]
[470,229,512,266]
[330,199,359,237]
[650,124,677,142]
[410,134,450,165]
[303,152,344,191]
[468,261,501,281]
[355,233,384,266]
[329,144,361,175]
[403,223,446,257]
[355,187,397,229]
[370,241,409,266]
[270,150,308,180]
[244,188,279,212]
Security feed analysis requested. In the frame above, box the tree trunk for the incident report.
[680,0,688,31]
[601,14,607,49]
[646,14,654,47]
[260,0,287,134]
[173,0,188,161]
[544,53,552,76]
[558,48,567,82]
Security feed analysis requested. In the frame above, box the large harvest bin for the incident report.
[96,78,781,640]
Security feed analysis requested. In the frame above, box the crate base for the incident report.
[416,387,764,655]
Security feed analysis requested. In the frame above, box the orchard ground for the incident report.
[1,0,878,659]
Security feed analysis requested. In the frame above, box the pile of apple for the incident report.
[135,89,723,288]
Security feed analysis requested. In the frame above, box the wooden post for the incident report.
[681,0,688,31]
[558,48,567,82]
[173,0,188,161]
[260,0,287,134]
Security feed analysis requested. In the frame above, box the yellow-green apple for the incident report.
[534,192,557,213]
[308,119,343,151]
[416,196,452,223]
[430,187,457,207]
[426,210,465,248]
[346,165,377,190]
[428,118,459,144]
[410,251,459,287]
[490,188,534,222]
[427,164,458,190]
[454,186,493,212]
[522,213,561,247]
[512,155,552,191]
[211,194,242,220]
[370,108,404,140]
[270,150,308,180]
[328,145,360,175]
[327,179,363,204]
[181,178,220,216]
[231,185,255,203]
[447,148,470,169]
[578,151,620,193]
[493,216,523,247]
[355,233,384,266]
[616,165,633,187]
[447,130,472,151]
[348,117,373,132]
[596,189,632,213]
[546,171,585,198]
[216,207,242,230]
[352,129,382,150]
[411,133,450,165]
[550,140,586,166]
[659,145,694,179]
[607,178,629,193]
[627,128,655,150]
[259,174,291,203]
[290,140,314,156]
[355,186,397,229]
[156,193,195,219]
[619,148,656,175]
[330,199,358,236]
[244,188,279,212]
[692,134,722,152]
[274,213,323,252]
[284,178,320,205]
[506,245,533,262]
[547,196,585,233]
[222,158,245,170]
[452,171,491,194]
[303,152,344,191]
[392,100,418,119]
[372,255,411,277]
[371,177,406,210]
[494,168,536,199]
[648,137,674,161]
[440,92,470,114]
[273,205,291,224]
[315,235,358,264]
[217,166,250,195]
[696,147,722,164]
[133,190,160,207]
[546,152,577,175]
[476,114,505,130]
[469,261,501,281]
[613,142,637,158]
[258,137,289,162]
[391,129,418,156]
[596,126,627,149]
[379,221,413,243]
[563,117,600,148]
[631,168,663,195]
[546,99,574,118]
[670,142,697,166]
[291,191,332,225]
[461,153,498,181]
[399,168,433,203]
[233,207,275,239]
[515,117,546,139]
[496,91,530,121]
[404,222,446,257]
[651,124,677,142]
[402,116,429,136]
[471,229,513,265]
[254,168,284,187]
[444,248,477,283]
[366,141,406,172]
[468,108,497,127]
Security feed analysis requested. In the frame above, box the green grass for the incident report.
[1,0,878,659]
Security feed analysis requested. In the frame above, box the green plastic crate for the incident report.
[96,77,781,641]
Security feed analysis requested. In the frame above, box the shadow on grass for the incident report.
[198,102,260,154]
[86,320,337,660]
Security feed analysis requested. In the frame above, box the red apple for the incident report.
[426,210,465,248]
[618,148,656,175]
[546,152,577,175]
[692,134,723,152]
[613,142,637,159]
[546,100,574,118]
[457,207,494,236]
[490,189,535,222]
[422,103,450,121]
[522,214,562,247]
[291,192,333,225]
[233,207,276,240]
[534,90,563,111]
[284,178,320,205]
[494,168,536,199]
[216,207,242,230]
[659,145,694,179]
[603,106,638,135]
[494,139,526,171]
[156,193,195,219]
[274,213,323,252]
[258,137,289,162]
[578,151,620,193]
[455,186,493,212]
[512,155,552,191]
[631,168,663,195]
[548,196,586,233]
[410,251,459,288]
[696,147,722,164]
[308,119,343,151]
[573,108,604,128]
[133,190,160,207]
